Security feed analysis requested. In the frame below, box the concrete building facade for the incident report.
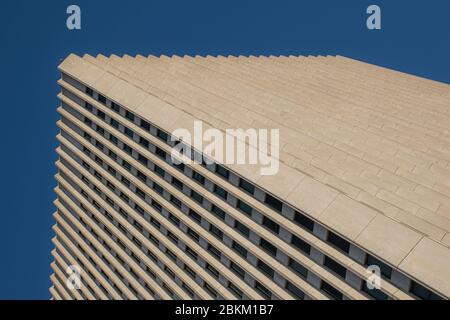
[49,54,450,300]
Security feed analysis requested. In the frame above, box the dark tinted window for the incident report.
[215,165,229,179]
[324,256,346,278]
[140,119,150,131]
[257,260,274,278]
[211,205,225,220]
[214,185,228,200]
[262,216,279,234]
[291,235,311,254]
[294,212,314,231]
[255,281,271,299]
[260,238,277,256]
[321,281,343,300]
[264,194,282,212]
[239,179,255,194]
[410,281,442,300]
[327,231,350,253]
[286,281,305,299]
[230,262,245,279]
[235,221,250,237]
[192,171,205,184]
[85,87,93,96]
[362,281,388,300]
[237,200,252,216]
[232,241,247,258]
[288,258,308,278]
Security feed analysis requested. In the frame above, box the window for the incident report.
[294,212,314,232]
[239,179,255,194]
[109,134,118,145]
[186,246,197,259]
[183,284,195,298]
[206,264,219,278]
[136,187,145,199]
[97,109,105,120]
[366,255,392,278]
[138,154,148,166]
[151,199,162,212]
[85,87,93,97]
[108,150,117,161]
[232,241,247,258]
[327,231,350,253]
[155,147,166,159]
[150,217,160,229]
[203,283,217,298]
[184,265,196,278]
[237,200,252,216]
[211,205,225,220]
[153,182,163,195]
[125,110,134,122]
[235,221,250,237]
[157,129,168,141]
[110,118,119,129]
[111,102,120,113]
[286,281,305,299]
[84,102,93,112]
[260,238,277,256]
[172,177,183,190]
[321,281,343,300]
[170,195,181,208]
[230,262,245,279]
[264,194,282,212]
[324,257,346,278]
[98,94,106,104]
[137,171,147,182]
[189,209,201,223]
[255,281,271,299]
[207,244,221,259]
[257,260,274,278]
[169,213,180,226]
[213,185,228,200]
[167,231,178,244]
[134,204,144,215]
[262,216,279,234]
[209,224,223,240]
[192,171,205,184]
[187,228,199,242]
[154,165,165,177]
[362,282,388,300]
[140,119,150,131]
[228,282,243,299]
[288,258,308,278]
[173,161,184,172]
[139,137,149,148]
[122,144,132,155]
[215,165,229,179]
[83,117,92,126]
[410,281,442,300]
[291,235,311,254]
[191,190,203,204]
[165,248,177,261]
[124,127,133,138]
[122,160,131,171]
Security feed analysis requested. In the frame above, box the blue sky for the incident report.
[0,0,448,299]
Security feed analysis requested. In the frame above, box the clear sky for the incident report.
[0,0,449,299]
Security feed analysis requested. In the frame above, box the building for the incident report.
[49,54,450,300]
